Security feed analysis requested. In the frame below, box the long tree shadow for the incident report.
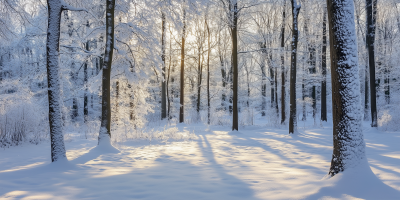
[197,132,260,200]
[0,136,260,200]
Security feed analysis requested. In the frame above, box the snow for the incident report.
[1,120,399,199]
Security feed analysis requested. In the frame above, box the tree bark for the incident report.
[280,1,286,124]
[366,0,378,127]
[161,12,167,120]
[289,0,300,134]
[84,31,89,123]
[99,0,115,145]
[327,0,365,176]
[231,2,239,131]
[46,0,67,162]
[321,7,327,122]
[206,19,211,125]
[179,9,186,123]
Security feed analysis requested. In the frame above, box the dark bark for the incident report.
[366,0,378,127]
[274,67,279,115]
[99,0,115,144]
[321,7,327,122]
[281,1,286,124]
[206,19,211,125]
[84,32,89,123]
[161,12,167,119]
[46,0,67,162]
[115,81,119,122]
[231,2,239,131]
[289,0,300,134]
[327,0,365,176]
[260,43,267,116]
[179,9,186,123]
[196,46,203,115]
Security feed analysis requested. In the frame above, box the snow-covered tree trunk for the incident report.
[327,0,365,176]
[289,0,300,134]
[46,0,86,162]
[46,0,67,162]
[99,0,115,145]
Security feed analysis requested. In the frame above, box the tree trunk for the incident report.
[99,0,115,145]
[46,0,67,162]
[327,0,365,176]
[161,12,167,120]
[231,2,239,131]
[280,1,286,124]
[321,7,327,122]
[179,9,186,123]
[260,43,267,116]
[115,80,119,122]
[366,0,378,127]
[84,35,89,123]
[206,19,211,125]
[196,47,202,116]
[289,0,300,134]
[274,68,279,115]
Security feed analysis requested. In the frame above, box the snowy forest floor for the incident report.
[1,118,400,200]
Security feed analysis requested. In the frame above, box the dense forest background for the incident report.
[0,0,399,147]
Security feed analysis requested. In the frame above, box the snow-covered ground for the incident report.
[1,119,400,200]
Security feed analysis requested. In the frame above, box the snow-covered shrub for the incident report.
[210,110,230,126]
[378,108,400,131]
[0,82,47,147]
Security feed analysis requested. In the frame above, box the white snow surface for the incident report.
[1,120,399,200]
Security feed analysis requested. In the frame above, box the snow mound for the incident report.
[303,160,400,200]
[228,130,243,135]
[92,142,120,154]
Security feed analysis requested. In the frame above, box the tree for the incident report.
[231,1,239,131]
[321,6,327,122]
[46,0,86,162]
[179,4,186,123]
[289,0,300,134]
[327,0,365,176]
[98,0,115,145]
[280,0,286,124]
[366,0,378,127]
[161,12,167,120]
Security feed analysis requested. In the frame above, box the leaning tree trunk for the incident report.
[231,2,239,131]
[321,7,327,122]
[46,0,86,162]
[327,0,365,177]
[161,12,167,120]
[99,0,115,145]
[179,9,186,123]
[280,1,286,124]
[289,0,300,134]
[366,0,378,127]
